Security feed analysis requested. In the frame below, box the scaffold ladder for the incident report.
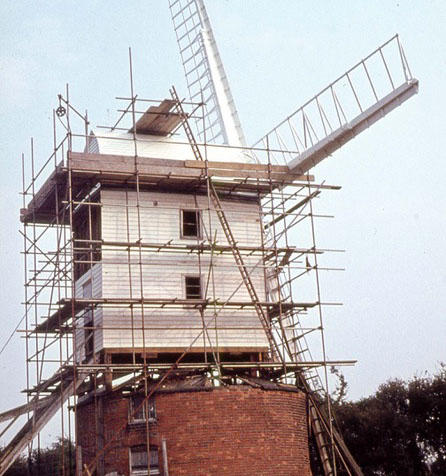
[170,86,280,360]
[170,87,364,476]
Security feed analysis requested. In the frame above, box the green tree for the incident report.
[4,438,75,476]
[333,364,446,475]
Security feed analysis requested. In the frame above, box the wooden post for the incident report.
[162,438,169,476]
[97,397,104,476]
[104,353,112,391]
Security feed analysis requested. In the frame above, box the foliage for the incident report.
[330,365,349,405]
[333,364,446,475]
[4,438,75,476]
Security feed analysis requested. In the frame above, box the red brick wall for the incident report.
[77,386,311,475]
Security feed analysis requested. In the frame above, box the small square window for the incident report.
[129,395,156,423]
[185,276,202,300]
[181,209,201,238]
[130,446,159,475]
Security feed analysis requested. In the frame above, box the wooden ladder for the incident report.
[170,86,280,359]
[170,87,363,476]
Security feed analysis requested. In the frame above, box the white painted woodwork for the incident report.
[87,130,244,163]
[74,188,269,360]
[74,264,103,362]
[195,0,247,147]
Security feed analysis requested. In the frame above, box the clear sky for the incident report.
[0,0,445,438]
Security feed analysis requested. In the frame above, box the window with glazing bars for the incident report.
[184,276,202,300]
[181,209,201,238]
[129,395,156,423]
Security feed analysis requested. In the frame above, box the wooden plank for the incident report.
[34,300,88,333]
[100,240,298,254]
[128,99,182,136]
[75,173,272,195]
[79,361,355,370]
[56,297,316,308]
[186,159,314,181]
[69,153,311,182]
[35,294,316,334]
[22,163,67,224]
[24,153,321,223]
[0,396,54,424]
[25,164,62,211]
[207,169,311,181]
[102,346,269,354]
[69,151,185,169]
[185,159,291,172]
[265,190,321,229]
[70,153,313,181]
[0,370,88,475]
[71,161,202,179]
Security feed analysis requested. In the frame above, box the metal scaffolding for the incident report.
[1,31,419,475]
[0,80,354,475]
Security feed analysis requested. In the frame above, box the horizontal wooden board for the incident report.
[68,152,313,182]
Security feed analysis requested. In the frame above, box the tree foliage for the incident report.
[333,364,446,475]
[4,438,75,476]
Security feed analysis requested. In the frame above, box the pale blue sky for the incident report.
[0,1,445,436]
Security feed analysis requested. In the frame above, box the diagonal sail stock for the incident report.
[253,34,419,173]
[169,0,247,148]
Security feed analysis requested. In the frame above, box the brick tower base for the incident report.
[77,377,311,475]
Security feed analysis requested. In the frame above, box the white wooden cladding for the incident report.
[74,188,269,358]
[88,130,244,163]
[74,263,103,362]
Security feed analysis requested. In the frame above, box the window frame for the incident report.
[83,318,94,361]
[129,445,160,476]
[180,209,201,239]
[73,198,101,280]
[183,275,203,301]
[128,395,157,424]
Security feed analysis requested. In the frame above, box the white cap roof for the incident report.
[87,130,252,163]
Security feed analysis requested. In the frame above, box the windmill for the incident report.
[0,1,418,475]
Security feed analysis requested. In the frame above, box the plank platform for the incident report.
[21,152,314,224]
[34,297,318,334]
[128,99,183,136]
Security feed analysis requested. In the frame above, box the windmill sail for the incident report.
[253,34,418,173]
[169,0,247,147]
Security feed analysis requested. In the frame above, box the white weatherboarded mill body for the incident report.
[73,131,269,362]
